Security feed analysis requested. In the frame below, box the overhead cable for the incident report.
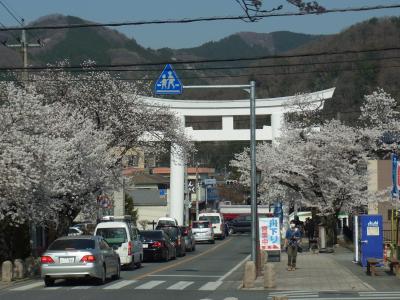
[0,4,399,31]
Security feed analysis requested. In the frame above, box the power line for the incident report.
[1,46,400,71]
[15,53,398,74]
[1,60,399,82]
[0,4,400,31]
[0,0,22,25]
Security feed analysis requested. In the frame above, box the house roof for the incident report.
[130,173,170,185]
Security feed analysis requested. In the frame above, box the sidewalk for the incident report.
[248,245,400,292]
[263,249,373,291]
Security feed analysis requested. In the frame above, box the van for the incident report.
[198,213,226,239]
[94,216,143,268]
[156,217,178,227]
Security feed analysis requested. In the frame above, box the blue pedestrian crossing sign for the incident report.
[155,64,183,95]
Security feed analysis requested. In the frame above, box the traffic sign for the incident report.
[155,64,183,95]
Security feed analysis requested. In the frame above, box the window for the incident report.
[192,221,210,228]
[127,155,139,167]
[185,116,222,130]
[199,216,221,224]
[140,231,163,241]
[233,115,271,129]
[48,239,95,250]
[96,228,128,247]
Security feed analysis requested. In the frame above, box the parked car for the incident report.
[68,227,84,236]
[41,235,120,286]
[156,217,178,227]
[156,225,186,257]
[140,230,177,262]
[94,216,143,269]
[180,226,196,252]
[227,215,252,234]
[198,212,226,239]
[191,221,214,244]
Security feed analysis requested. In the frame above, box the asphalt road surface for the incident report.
[0,233,271,300]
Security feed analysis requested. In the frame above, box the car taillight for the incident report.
[128,241,132,255]
[177,237,181,245]
[80,255,96,263]
[183,229,188,235]
[209,223,212,228]
[152,241,162,248]
[40,256,54,264]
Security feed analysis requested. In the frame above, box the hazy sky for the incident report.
[1,0,399,49]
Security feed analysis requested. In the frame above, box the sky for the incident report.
[0,0,400,49]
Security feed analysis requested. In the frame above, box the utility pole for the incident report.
[249,80,260,274]
[4,20,42,81]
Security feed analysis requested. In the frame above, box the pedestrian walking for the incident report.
[284,220,302,271]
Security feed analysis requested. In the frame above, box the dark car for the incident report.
[227,215,252,234]
[156,225,186,257]
[180,226,196,252]
[140,230,176,262]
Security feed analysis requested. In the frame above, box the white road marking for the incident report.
[71,285,92,289]
[148,274,220,278]
[218,254,251,281]
[166,281,194,290]
[103,280,137,290]
[135,280,165,289]
[224,298,239,300]
[198,281,223,291]
[43,286,62,290]
[10,281,44,291]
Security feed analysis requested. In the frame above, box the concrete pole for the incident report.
[170,143,185,225]
[271,113,283,143]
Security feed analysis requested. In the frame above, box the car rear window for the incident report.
[158,220,176,226]
[159,227,179,238]
[199,216,221,224]
[140,231,163,240]
[95,227,128,247]
[192,222,210,228]
[48,239,95,250]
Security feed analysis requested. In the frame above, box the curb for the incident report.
[0,277,39,291]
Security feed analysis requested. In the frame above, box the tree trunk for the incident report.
[325,214,338,247]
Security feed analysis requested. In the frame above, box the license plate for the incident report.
[59,257,75,264]
[143,244,148,248]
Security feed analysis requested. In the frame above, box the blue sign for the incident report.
[155,64,183,95]
[392,153,398,198]
[206,187,219,202]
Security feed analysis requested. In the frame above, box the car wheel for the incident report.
[44,277,55,287]
[210,239,215,244]
[164,250,169,262]
[97,265,106,285]
[112,262,120,280]
[192,244,196,251]
[135,255,142,269]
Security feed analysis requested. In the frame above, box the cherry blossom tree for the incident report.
[0,64,190,238]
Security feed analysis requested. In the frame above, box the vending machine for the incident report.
[354,215,383,267]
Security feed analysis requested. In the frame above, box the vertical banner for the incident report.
[259,217,281,251]
[392,153,398,199]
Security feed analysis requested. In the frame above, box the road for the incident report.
[0,233,268,300]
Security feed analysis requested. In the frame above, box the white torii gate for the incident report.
[142,87,335,225]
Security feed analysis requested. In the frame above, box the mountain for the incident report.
[1,14,400,123]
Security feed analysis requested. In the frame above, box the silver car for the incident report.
[41,235,120,286]
[191,221,214,244]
